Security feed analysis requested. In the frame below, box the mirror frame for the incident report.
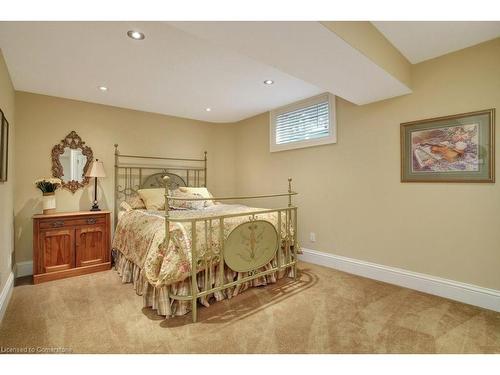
[51,131,94,193]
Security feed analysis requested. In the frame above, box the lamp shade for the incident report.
[85,159,106,178]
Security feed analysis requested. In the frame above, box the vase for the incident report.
[42,192,56,214]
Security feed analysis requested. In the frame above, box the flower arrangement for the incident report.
[34,178,62,194]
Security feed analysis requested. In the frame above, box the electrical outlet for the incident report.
[309,232,316,242]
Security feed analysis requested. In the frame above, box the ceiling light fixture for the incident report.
[205,108,212,112]
[127,30,145,40]
[98,86,108,92]
[263,79,274,85]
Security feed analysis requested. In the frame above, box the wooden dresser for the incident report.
[33,211,111,284]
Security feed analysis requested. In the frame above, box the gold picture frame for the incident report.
[401,109,495,183]
[0,109,8,182]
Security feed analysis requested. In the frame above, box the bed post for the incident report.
[191,221,198,323]
[163,176,171,248]
[288,177,297,280]
[288,177,292,208]
[204,151,207,187]
[114,144,119,227]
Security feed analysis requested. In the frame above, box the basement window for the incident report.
[270,93,336,152]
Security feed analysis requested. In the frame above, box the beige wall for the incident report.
[11,38,500,291]
[234,38,500,290]
[14,92,236,263]
[0,50,15,291]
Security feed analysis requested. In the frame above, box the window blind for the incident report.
[275,100,329,145]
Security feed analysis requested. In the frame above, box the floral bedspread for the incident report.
[112,204,293,288]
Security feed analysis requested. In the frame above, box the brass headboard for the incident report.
[114,144,207,224]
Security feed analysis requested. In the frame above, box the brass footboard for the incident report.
[163,176,298,323]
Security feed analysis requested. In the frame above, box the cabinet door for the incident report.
[75,224,107,267]
[39,229,75,273]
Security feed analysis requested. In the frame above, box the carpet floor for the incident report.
[0,262,499,354]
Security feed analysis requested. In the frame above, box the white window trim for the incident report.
[269,93,337,153]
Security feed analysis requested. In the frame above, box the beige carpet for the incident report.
[0,262,499,354]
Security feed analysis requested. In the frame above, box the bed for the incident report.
[112,145,299,322]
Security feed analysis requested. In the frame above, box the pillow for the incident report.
[170,189,207,210]
[125,194,146,209]
[119,201,133,212]
[137,188,165,210]
[178,187,215,207]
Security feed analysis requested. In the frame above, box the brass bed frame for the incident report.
[114,145,298,323]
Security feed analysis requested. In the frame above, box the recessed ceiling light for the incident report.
[263,79,274,85]
[205,108,212,112]
[98,86,108,92]
[127,30,145,40]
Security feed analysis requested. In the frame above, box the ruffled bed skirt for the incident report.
[113,249,294,318]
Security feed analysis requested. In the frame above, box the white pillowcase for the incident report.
[125,194,146,209]
[137,188,165,210]
[119,201,133,212]
[136,186,214,211]
[170,190,206,210]
[178,187,215,207]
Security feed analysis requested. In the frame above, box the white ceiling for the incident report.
[170,22,411,105]
[372,21,500,64]
[5,22,497,122]
[0,21,413,123]
[0,22,322,123]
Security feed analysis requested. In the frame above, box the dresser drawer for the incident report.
[38,215,106,229]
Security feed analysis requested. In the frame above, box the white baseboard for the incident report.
[16,261,33,277]
[299,248,500,312]
[0,272,14,323]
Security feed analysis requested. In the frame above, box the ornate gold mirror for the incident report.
[51,131,93,193]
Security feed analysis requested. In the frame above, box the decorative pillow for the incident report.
[170,189,207,210]
[125,194,146,209]
[119,201,133,212]
[178,187,215,207]
[137,188,165,210]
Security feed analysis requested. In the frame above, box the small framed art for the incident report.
[401,109,495,183]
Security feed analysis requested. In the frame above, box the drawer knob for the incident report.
[51,220,64,228]
[87,217,97,225]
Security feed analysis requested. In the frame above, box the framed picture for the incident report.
[401,109,495,183]
[0,109,8,182]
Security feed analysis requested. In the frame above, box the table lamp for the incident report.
[85,159,106,211]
